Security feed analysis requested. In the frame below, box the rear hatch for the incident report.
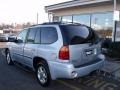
[60,25,101,67]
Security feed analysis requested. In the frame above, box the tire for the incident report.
[6,50,13,65]
[35,62,51,87]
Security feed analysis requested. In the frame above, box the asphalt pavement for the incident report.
[0,48,120,90]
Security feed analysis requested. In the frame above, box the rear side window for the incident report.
[60,25,95,45]
[27,28,37,43]
[41,27,58,44]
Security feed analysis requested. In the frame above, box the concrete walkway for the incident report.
[101,60,120,80]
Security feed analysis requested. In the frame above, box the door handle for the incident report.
[25,48,35,51]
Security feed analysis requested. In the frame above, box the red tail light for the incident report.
[59,46,69,60]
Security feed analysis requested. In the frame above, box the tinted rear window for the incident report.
[60,25,96,45]
[41,27,58,44]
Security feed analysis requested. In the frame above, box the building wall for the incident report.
[52,3,120,16]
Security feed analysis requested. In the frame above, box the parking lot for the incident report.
[0,42,6,48]
[0,42,120,90]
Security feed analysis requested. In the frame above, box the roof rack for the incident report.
[31,21,82,27]
[31,22,63,27]
[43,21,82,24]
[42,22,63,25]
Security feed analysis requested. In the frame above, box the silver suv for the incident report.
[6,22,105,87]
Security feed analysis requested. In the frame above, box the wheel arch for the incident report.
[33,56,56,80]
[33,57,49,70]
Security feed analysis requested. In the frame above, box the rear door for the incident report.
[60,25,100,67]
[37,26,59,62]
[23,27,40,67]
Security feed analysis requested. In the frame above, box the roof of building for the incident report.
[45,0,111,12]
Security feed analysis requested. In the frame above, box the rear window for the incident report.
[60,25,97,45]
[41,27,58,44]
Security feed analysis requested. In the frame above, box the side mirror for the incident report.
[8,36,24,43]
[8,36,17,42]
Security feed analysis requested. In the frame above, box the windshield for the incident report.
[60,25,98,45]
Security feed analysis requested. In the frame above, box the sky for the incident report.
[0,0,70,24]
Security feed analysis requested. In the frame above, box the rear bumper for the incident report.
[48,54,105,80]
[74,58,104,77]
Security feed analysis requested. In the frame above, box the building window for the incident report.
[52,16,62,22]
[73,14,91,26]
[53,16,59,22]
[57,12,113,38]
[62,16,72,23]
[91,12,113,38]
[59,16,62,22]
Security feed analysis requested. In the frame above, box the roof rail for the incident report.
[31,22,63,27]
[42,22,63,25]
[31,21,82,27]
